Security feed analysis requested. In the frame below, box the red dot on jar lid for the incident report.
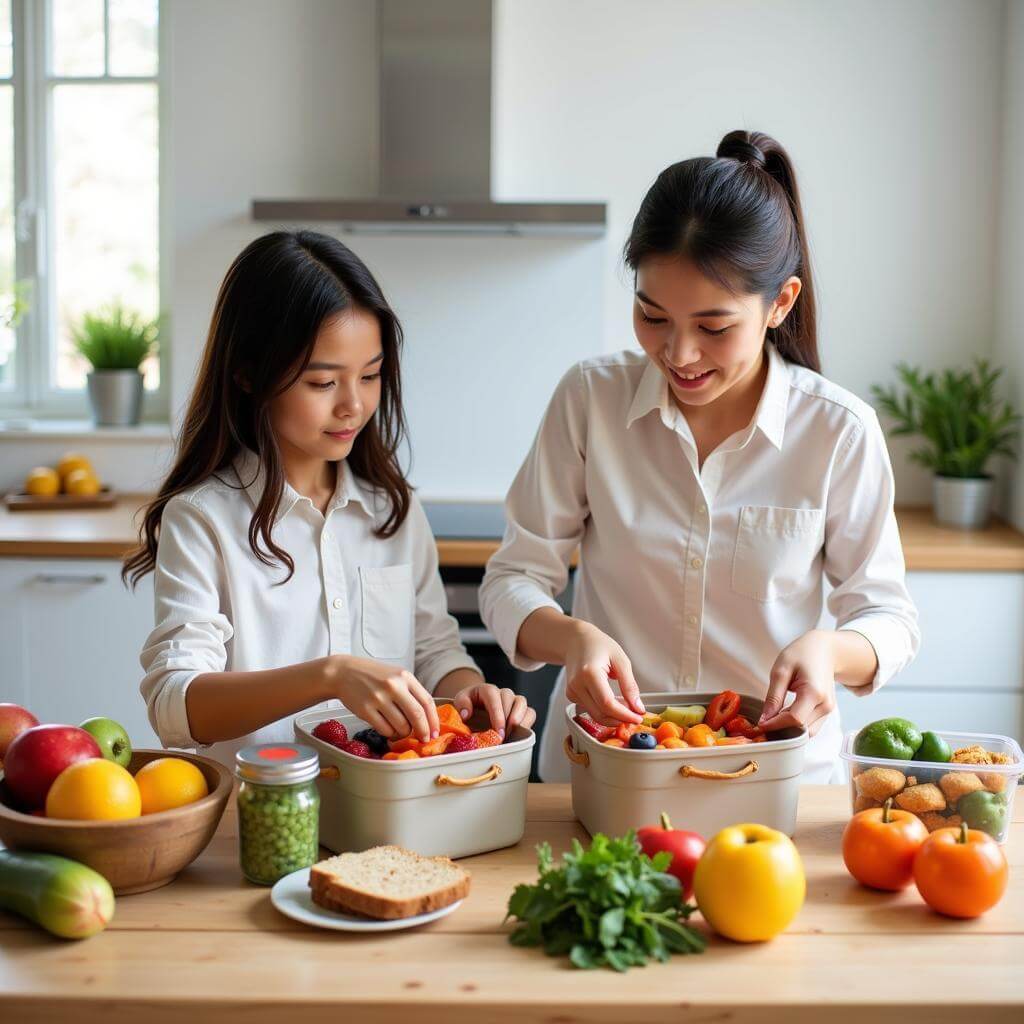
[258,746,297,760]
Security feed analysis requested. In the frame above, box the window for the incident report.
[1,0,163,417]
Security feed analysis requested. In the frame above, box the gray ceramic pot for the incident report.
[86,370,143,426]
[933,474,993,530]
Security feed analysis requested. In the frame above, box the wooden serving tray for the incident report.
[3,486,117,511]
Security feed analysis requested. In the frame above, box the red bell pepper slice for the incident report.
[705,689,741,731]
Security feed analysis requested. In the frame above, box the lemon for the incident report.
[134,757,209,815]
[46,758,142,821]
[24,467,61,497]
[64,468,101,496]
[57,452,94,483]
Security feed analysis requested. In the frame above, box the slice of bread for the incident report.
[308,845,471,920]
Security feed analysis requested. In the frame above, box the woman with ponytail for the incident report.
[481,131,919,782]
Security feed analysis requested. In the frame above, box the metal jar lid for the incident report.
[235,743,320,785]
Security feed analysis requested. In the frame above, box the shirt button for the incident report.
[687,614,698,625]
[690,556,703,569]
[684,674,696,686]
[333,597,344,610]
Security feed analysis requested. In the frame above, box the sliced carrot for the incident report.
[437,703,471,736]
[715,735,752,746]
[419,733,456,757]
[388,736,423,754]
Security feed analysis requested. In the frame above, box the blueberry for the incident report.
[354,728,389,756]
[629,731,657,750]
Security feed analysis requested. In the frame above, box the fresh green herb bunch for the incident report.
[71,303,159,371]
[506,832,706,971]
[871,359,1020,478]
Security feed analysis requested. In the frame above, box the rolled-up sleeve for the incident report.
[139,495,234,748]
[480,363,589,671]
[824,410,921,694]
[408,498,481,692]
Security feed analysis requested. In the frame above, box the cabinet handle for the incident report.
[33,573,106,585]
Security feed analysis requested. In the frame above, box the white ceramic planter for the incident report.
[933,475,993,530]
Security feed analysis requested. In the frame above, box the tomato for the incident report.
[725,714,763,739]
[842,798,928,891]
[913,822,1008,918]
[683,724,717,747]
[637,813,706,900]
[705,690,741,731]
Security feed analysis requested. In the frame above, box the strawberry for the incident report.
[312,719,349,748]
[473,729,503,748]
[573,714,615,742]
[341,740,376,759]
[446,733,479,754]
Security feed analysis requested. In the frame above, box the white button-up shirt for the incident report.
[140,450,479,767]
[480,344,920,782]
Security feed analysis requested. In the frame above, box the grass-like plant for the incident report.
[71,303,159,371]
[871,359,1020,478]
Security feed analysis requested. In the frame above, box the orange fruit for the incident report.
[57,452,94,482]
[46,758,141,820]
[134,757,209,814]
[24,467,60,496]
[64,468,101,496]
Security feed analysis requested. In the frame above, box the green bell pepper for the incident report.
[957,790,1008,839]
[914,731,952,764]
[853,718,923,761]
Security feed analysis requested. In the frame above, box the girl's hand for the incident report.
[327,655,439,742]
[758,629,838,737]
[452,682,537,739]
[564,622,644,725]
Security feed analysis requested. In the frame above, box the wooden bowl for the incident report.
[0,750,232,895]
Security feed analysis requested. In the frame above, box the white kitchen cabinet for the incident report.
[0,558,159,748]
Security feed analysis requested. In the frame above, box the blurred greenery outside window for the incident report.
[0,0,163,417]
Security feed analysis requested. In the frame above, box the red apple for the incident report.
[637,812,707,900]
[0,703,40,760]
[2,725,102,811]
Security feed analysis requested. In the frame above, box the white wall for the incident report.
[995,0,1024,531]
[494,0,1005,504]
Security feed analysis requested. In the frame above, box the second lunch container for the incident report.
[564,691,808,838]
[295,701,535,859]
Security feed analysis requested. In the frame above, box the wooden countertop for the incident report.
[1,783,1021,1022]
[1,495,1024,570]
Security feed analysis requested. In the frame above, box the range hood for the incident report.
[252,0,605,237]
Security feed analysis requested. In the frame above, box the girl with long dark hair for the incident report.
[481,130,919,782]
[127,230,534,766]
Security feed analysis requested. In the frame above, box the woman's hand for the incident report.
[564,622,644,725]
[326,655,439,742]
[451,682,537,739]
[758,629,838,736]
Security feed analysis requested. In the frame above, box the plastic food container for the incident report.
[840,729,1022,844]
[294,702,535,859]
[564,692,807,838]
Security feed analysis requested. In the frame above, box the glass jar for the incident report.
[235,743,320,886]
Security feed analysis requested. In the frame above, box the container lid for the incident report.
[235,743,320,785]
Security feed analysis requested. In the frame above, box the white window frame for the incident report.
[2,0,168,420]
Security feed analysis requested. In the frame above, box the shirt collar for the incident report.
[230,447,375,522]
[625,343,790,451]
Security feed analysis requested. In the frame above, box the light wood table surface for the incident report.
[2,496,1024,570]
[1,784,1021,1022]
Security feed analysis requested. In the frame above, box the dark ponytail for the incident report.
[624,129,819,373]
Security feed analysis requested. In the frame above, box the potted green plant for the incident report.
[71,303,159,426]
[872,359,1021,529]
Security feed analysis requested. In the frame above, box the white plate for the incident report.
[270,866,463,932]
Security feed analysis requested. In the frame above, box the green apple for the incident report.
[79,717,132,768]
[660,705,706,729]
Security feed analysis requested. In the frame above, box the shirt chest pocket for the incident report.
[731,506,824,603]
[359,563,414,659]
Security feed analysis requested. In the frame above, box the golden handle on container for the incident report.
[435,764,502,787]
[680,760,758,781]
[563,735,590,767]
[319,766,341,781]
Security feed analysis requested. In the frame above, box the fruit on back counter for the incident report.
[693,823,806,943]
[506,831,706,970]
[0,703,40,762]
[309,715,503,760]
[79,717,132,769]
[3,725,103,811]
[913,821,1008,919]
[842,797,929,891]
[23,452,102,497]
[636,813,706,900]
[0,850,115,939]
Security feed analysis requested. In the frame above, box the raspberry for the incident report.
[473,729,503,748]
[312,719,349,748]
[446,733,479,754]
[573,714,614,742]
[341,740,376,759]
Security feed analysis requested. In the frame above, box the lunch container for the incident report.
[294,701,535,859]
[840,729,1022,844]
[564,692,808,838]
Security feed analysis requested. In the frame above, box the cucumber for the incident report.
[0,850,115,938]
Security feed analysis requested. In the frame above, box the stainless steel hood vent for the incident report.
[252,0,605,237]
